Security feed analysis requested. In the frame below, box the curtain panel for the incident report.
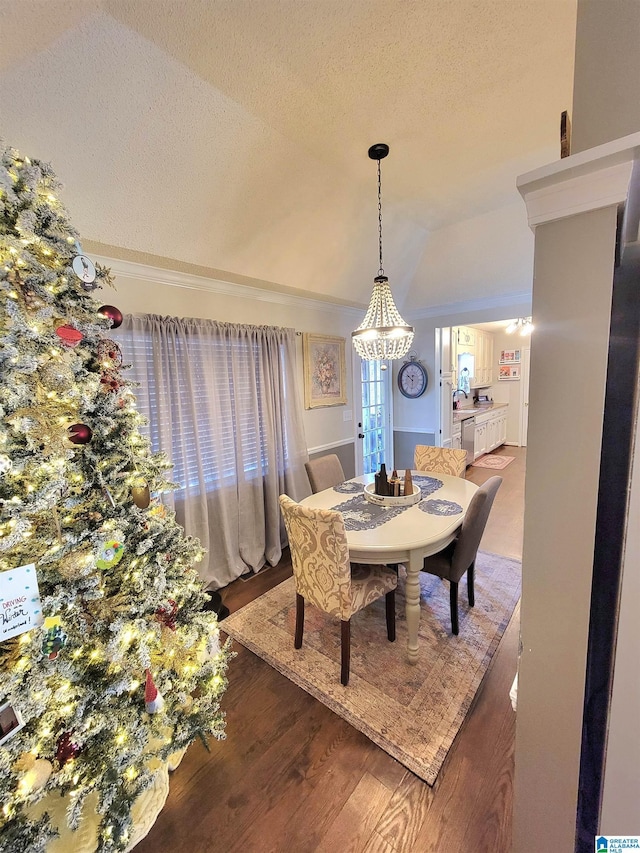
[117,314,309,589]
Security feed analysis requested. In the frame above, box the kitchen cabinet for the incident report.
[453,326,494,389]
[473,405,509,459]
[452,421,462,451]
[474,423,487,458]
[473,329,494,387]
[440,373,454,448]
[454,326,476,348]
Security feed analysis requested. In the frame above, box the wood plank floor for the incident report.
[136,446,526,853]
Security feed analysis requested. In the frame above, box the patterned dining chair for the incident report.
[414,445,468,478]
[421,476,502,634]
[279,494,397,685]
[304,453,345,493]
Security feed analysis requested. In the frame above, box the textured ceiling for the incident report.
[0,0,576,311]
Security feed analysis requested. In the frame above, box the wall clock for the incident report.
[397,357,428,398]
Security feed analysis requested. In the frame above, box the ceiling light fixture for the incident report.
[506,317,534,336]
[352,143,414,361]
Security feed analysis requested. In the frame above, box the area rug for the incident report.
[222,551,521,785]
[472,454,515,470]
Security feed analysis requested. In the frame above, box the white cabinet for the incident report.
[476,333,486,386]
[473,405,508,459]
[452,420,462,451]
[440,374,453,448]
[487,416,498,450]
[474,423,487,458]
[456,326,476,348]
[499,413,508,445]
[451,326,495,390]
[474,329,494,387]
[484,334,494,385]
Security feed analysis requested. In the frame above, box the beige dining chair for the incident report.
[414,445,468,478]
[421,476,502,634]
[304,453,345,493]
[279,494,397,685]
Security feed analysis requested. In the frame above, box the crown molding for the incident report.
[89,255,534,326]
[517,131,640,229]
[91,255,364,319]
[409,290,532,321]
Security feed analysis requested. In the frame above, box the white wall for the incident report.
[93,256,361,455]
[572,0,640,154]
[491,331,531,445]
[513,204,618,852]
[405,200,536,312]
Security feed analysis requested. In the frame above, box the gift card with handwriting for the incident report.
[0,564,43,643]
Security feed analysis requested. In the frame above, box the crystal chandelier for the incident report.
[506,317,534,336]
[352,144,414,361]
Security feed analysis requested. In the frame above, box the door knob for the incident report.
[358,433,365,439]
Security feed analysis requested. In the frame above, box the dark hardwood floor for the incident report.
[136,446,526,853]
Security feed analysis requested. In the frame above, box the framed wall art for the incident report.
[0,702,25,746]
[499,363,521,381]
[499,349,521,364]
[303,333,347,409]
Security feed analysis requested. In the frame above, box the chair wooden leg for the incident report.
[341,620,351,686]
[467,560,475,607]
[450,581,459,635]
[294,593,305,649]
[386,589,396,642]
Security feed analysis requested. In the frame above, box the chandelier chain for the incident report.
[352,142,414,360]
[377,158,384,276]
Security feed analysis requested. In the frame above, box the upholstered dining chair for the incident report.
[414,445,468,478]
[279,494,397,685]
[304,453,346,493]
[421,475,502,635]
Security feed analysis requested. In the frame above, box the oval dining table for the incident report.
[300,471,479,664]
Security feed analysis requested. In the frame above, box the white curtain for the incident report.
[117,314,309,589]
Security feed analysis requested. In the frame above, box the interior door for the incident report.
[355,357,392,475]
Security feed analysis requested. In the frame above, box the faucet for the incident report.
[453,388,468,399]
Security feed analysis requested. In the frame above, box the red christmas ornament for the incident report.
[97,339,123,366]
[100,371,123,393]
[97,305,123,329]
[68,423,93,445]
[156,599,178,631]
[55,324,83,347]
[55,731,81,767]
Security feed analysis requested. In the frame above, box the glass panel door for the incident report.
[357,359,392,475]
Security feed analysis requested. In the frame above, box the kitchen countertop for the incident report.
[453,402,509,423]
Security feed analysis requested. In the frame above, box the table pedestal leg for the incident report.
[405,552,422,665]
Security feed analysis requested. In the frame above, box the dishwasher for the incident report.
[461,416,475,467]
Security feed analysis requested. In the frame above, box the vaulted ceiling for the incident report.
[0,0,576,313]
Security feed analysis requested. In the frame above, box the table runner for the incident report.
[330,475,448,531]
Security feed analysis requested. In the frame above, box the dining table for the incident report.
[300,470,479,664]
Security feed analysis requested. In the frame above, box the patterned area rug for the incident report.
[222,551,521,785]
[472,454,515,470]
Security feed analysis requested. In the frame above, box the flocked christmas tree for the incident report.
[0,141,230,852]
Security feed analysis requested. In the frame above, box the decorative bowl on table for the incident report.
[363,482,422,507]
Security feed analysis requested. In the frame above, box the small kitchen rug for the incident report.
[472,455,515,470]
[222,552,521,786]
